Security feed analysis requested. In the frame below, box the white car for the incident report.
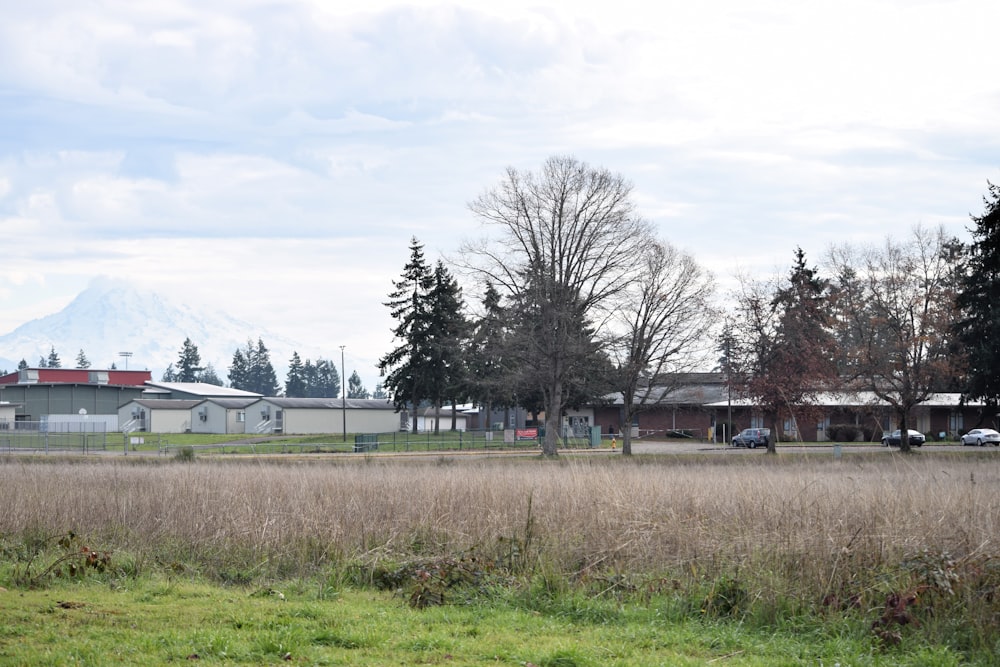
[960,428,1000,447]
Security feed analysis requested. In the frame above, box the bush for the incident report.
[825,424,860,442]
[174,446,196,462]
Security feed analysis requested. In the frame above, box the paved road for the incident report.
[4,439,995,459]
[625,440,996,455]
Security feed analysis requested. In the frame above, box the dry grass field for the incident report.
[2,452,999,659]
[2,454,997,578]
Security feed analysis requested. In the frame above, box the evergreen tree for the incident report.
[17,359,28,371]
[37,356,47,368]
[372,383,388,399]
[250,338,279,396]
[956,180,1000,421]
[378,237,436,432]
[312,358,340,397]
[75,349,91,369]
[286,352,306,397]
[46,346,61,368]
[161,363,177,382]
[228,348,249,389]
[425,261,468,432]
[466,281,513,428]
[302,359,318,396]
[199,363,224,386]
[176,338,204,382]
[347,371,370,399]
[229,338,279,395]
[730,248,838,450]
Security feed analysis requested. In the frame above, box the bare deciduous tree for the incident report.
[464,156,651,456]
[827,225,963,452]
[612,240,716,455]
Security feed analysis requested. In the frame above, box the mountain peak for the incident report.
[0,281,304,378]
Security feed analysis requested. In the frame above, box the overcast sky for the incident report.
[1,0,998,385]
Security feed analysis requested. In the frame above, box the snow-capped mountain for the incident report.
[0,277,305,379]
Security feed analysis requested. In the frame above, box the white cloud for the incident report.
[1,0,998,383]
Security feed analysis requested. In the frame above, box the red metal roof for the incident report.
[0,368,152,386]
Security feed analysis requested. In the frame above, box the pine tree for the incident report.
[347,371,370,399]
[75,349,91,369]
[176,338,204,383]
[378,237,436,432]
[37,356,47,368]
[956,180,1000,420]
[286,352,306,397]
[372,383,388,399]
[47,346,61,368]
[17,359,28,371]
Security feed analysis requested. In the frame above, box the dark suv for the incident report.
[731,427,770,449]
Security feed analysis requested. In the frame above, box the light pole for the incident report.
[118,351,132,370]
[340,345,346,442]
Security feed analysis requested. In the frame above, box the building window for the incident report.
[236,411,245,423]
[949,412,963,434]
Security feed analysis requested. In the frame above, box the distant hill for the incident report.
[0,277,305,381]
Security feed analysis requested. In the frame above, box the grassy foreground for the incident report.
[0,576,968,666]
[2,452,999,665]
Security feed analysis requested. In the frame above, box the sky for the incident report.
[1,0,998,387]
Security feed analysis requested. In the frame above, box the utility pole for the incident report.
[340,345,347,442]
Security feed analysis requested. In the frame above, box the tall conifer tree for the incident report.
[379,237,435,432]
[956,181,1000,423]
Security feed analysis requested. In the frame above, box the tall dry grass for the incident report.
[1,455,997,592]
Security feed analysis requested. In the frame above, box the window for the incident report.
[949,412,963,433]
[236,411,245,423]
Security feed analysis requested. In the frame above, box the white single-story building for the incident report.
[248,397,401,435]
[119,399,204,433]
[190,397,259,435]
[416,405,473,432]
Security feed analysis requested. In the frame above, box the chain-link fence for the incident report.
[0,421,110,454]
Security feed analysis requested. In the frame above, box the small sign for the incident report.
[130,437,144,445]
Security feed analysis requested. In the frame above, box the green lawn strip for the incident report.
[0,578,980,666]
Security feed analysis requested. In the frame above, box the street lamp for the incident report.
[118,352,132,370]
[340,345,346,442]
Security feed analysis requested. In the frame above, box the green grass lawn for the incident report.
[0,576,974,666]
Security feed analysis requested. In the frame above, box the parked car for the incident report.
[881,429,925,447]
[960,428,1000,447]
[732,427,770,449]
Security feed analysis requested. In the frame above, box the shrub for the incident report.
[174,446,196,462]
[825,424,860,442]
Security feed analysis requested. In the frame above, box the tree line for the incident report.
[160,337,386,399]
[376,156,1000,456]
